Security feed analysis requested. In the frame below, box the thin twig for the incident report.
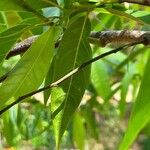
[0,40,144,115]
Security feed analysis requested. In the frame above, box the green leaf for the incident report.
[2,108,18,145]
[81,101,99,140]
[125,10,150,25]
[119,65,135,117]
[64,0,74,8]
[3,11,22,27]
[105,8,149,25]
[0,25,29,63]
[0,0,57,11]
[119,52,150,150]
[44,27,63,104]
[0,26,56,109]
[73,112,85,150]
[91,60,111,101]
[50,16,92,148]
[44,57,56,104]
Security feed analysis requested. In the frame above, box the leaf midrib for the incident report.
[59,16,88,135]
[10,30,52,100]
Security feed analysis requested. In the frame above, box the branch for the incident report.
[120,0,150,6]
[0,40,144,115]
[1,30,149,83]
[6,30,150,59]
[6,36,38,59]
[90,30,150,46]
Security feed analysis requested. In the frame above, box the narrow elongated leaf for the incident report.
[119,65,135,117]
[73,112,85,150]
[119,52,150,150]
[50,16,92,148]
[82,102,99,140]
[2,109,18,145]
[44,57,56,104]
[0,25,28,63]
[0,26,56,108]
[91,60,111,101]
[125,10,150,25]
[106,8,149,25]
[44,26,63,104]
[0,0,57,11]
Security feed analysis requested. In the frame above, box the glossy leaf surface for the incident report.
[91,60,111,101]
[73,112,85,150]
[119,52,150,150]
[0,26,56,108]
[106,7,150,25]
[50,16,92,148]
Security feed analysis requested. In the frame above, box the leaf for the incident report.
[18,12,44,35]
[81,101,99,140]
[0,0,57,11]
[105,8,149,25]
[3,11,22,27]
[2,108,18,145]
[119,52,150,150]
[50,16,92,148]
[44,27,63,104]
[73,112,85,150]
[0,25,29,63]
[125,10,150,25]
[91,60,111,101]
[0,26,56,109]
[64,0,74,8]
[119,64,135,117]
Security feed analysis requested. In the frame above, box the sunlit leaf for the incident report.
[0,26,56,109]
[2,107,18,145]
[73,112,85,150]
[119,52,150,150]
[126,10,150,25]
[3,12,22,27]
[106,7,150,25]
[91,60,111,101]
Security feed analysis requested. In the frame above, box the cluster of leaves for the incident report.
[0,0,149,149]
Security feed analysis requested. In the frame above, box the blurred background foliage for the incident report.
[0,0,150,150]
